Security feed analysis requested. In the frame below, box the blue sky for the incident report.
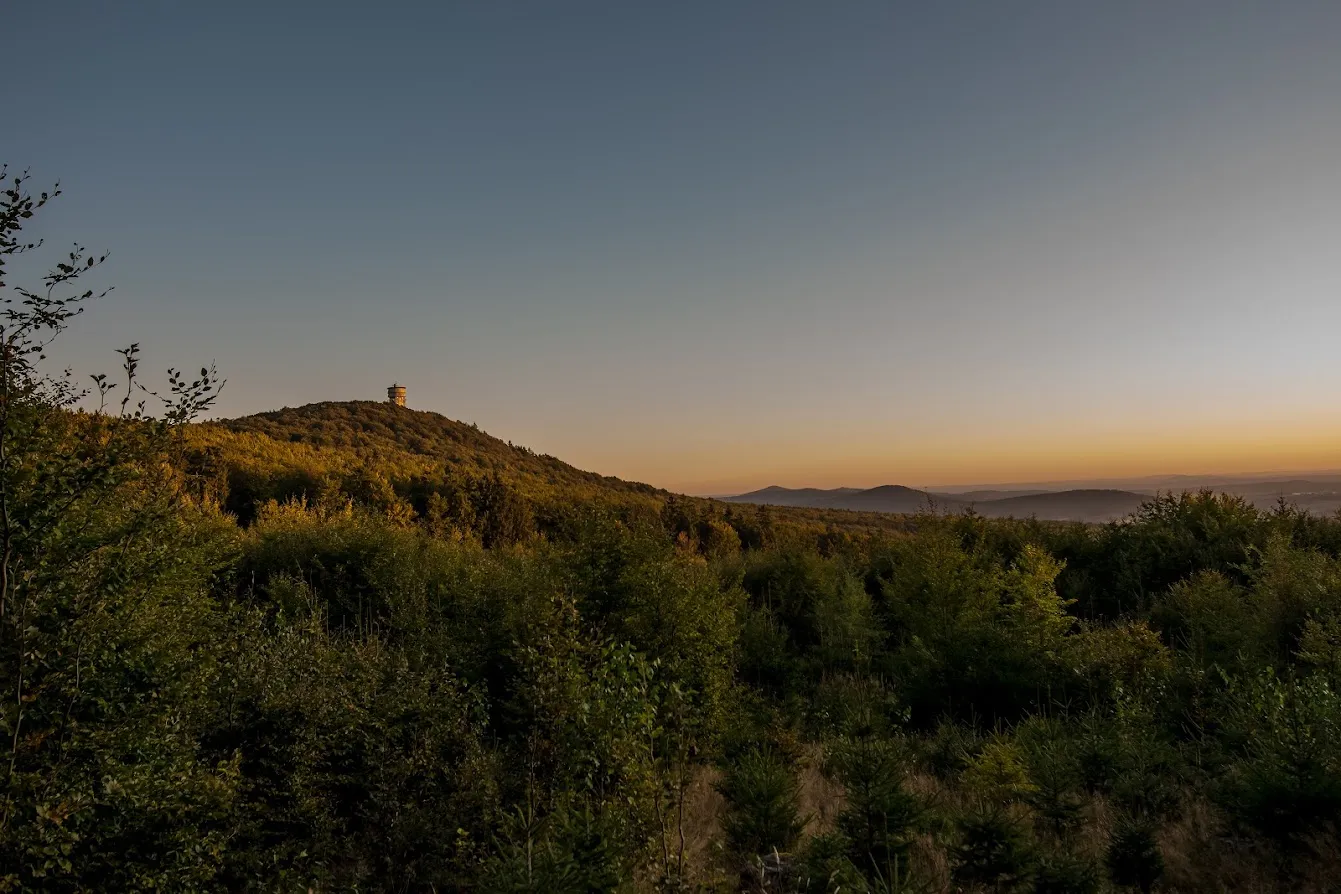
[9,2,1341,492]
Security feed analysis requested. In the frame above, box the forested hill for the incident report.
[217,400,658,497]
[183,401,939,544]
[186,400,665,524]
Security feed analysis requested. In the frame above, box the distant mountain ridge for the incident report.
[725,478,1341,522]
[722,484,1145,521]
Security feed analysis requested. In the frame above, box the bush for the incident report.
[1033,853,1101,894]
[952,808,1035,892]
[1014,718,1086,839]
[1220,669,1341,845]
[962,738,1038,804]
[1105,815,1163,893]
[925,720,984,781]
[483,803,626,893]
[717,749,807,859]
[826,737,924,874]
[810,674,902,738]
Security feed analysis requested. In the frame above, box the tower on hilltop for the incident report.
[387,383,406,407]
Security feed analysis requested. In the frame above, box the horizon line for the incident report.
[693,467,1341,499]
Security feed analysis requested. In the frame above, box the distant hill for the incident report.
[725,476,1341,522]
[1195,479,1341,515]
[724,483,1148,522]
[724,484,953,513]
[952,489,1054,501]
[969,488,1148,522]
[723,486,865,509]
[831,485,963,514]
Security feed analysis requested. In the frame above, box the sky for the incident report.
[8,1,1341,494]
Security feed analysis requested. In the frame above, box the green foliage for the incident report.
[483,803,629,893]
[1105,815,1164,893]
[925,718,985,781]
[1,169,232,890]
[1298,613,1341,676]
[204,619,497,890]
[1068,619,1173,698]
[1099,490,1264,617]
[739,604,795,695]
[810,674,902,738]
[717,749,806,859]
[951,808,1036,892]
[963,739,1038,803]
[1032,853,1101,894]
[1014,718,1085,839]
[826,737,923,874]
[1218,668,1341,845]
[662,495,742,560]
[1153,571,1255,670]
[877,523,1074,723]
[1245,534,1341,664]
[204,400,662,525]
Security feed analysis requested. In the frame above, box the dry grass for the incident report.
[1154,796,1341,894]
[797,745,846,838]
[1295,826,1341,894]
[648,746,850,892]
[644,764,730,890]
[907,832,951,893]
[1158,797,1275,893]
[649,755,1341,893]
[1074,792,1115,864]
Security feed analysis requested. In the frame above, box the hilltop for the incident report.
[214,400,660,498]
[185,401,664,523]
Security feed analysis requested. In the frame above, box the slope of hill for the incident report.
[214,401,658,495]
[186,401,664,521]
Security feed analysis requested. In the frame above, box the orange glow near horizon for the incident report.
[585,415,1341,495]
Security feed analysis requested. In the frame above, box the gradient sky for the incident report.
[9,2,1341,494]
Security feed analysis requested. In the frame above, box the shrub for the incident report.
[717,749,806,859]
[810,674,902,738]
[962,739,1038,803]
[1015,719,1086,839]
[1105,815,1163,893]
[952,808,1035,892]
[826,736,924,873]
[1220,669,1341,845]
[1033,853,1101,894]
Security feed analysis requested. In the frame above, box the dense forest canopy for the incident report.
[5,172,1341,893]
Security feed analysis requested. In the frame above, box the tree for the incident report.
[826,736,923,875]
[0,167,229,889]
[716,749,805,859]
